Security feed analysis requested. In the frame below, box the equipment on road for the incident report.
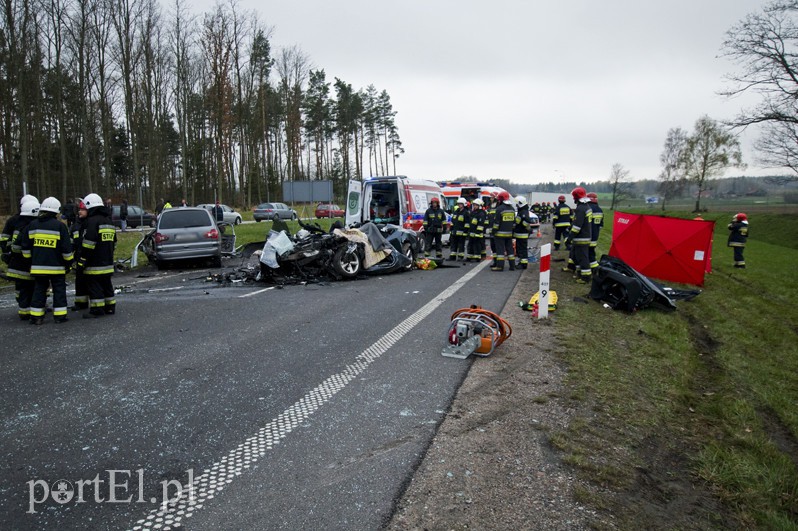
[442,306,512,359]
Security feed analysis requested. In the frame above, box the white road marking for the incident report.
[238,286,274,298]
[131,260,489,529]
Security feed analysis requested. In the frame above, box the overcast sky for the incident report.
[231,0,775,185]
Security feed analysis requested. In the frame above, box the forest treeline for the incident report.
[0,0,402,213]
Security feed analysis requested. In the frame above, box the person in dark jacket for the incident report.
[727,212,749,268]
[1,194,38,262]
[18,197,74,324]
[422,197,446,259]
[77,193,117,318]
[69,201,89,311]
[491,192,516,271]
[467,199,488,262]
[119,199,129,231]
[552,195,572,251]
[513,196,533,269]
[211,200,224,222]
[448,197,469,261]
[61,198,77,225]
[562,187,593,284]
[6,198,39,320]
[586,192,604,272]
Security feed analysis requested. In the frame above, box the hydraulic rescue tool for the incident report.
[442,305,512,360]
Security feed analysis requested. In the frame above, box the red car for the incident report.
[315,203,344,219]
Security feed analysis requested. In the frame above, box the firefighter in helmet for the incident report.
[18,197,74,324]
[491,191,516,271]
[448,197,469,261]
[467,199,488,261]
[422,196,446,260]
[552,195,572,251]
[513,196,532,269]
[5,198,40,320]
[586,192,604,271]
[727,212,748,268]
[77,193,117,318]
[562,187,593,284]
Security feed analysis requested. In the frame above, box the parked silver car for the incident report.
[142,207,222,269]
[253,202,298,222]
[196,203,243,225]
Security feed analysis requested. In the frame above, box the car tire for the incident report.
[291,213,297,220]
[234,217,241,225]
[255,218,261,222]
[273,214,280,221]
[333,246,362,279]
[155,259,167,271]
[402,243,416,271]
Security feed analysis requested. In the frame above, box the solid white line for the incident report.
[238,286,275,298]
[130,260,490,529]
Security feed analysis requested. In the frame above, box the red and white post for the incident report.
[538,243,551,319]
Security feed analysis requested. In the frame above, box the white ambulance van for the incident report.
[345,176,447,235]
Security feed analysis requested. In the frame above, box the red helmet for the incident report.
[430,197,440,205]
[586,192,598,203]
[571,187,587,200]
[497,191,511,203]
[735,212,747,222]
[78,201,86,210]
[558,195,566,202]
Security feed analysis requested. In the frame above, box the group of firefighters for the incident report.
[422,187,605,283]
[1,193,116,324]
[422,190,542,271]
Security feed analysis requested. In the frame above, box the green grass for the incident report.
[550,208,798,528]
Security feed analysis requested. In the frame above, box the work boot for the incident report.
[83,310,104,319]
[19,314,30,321]
[29,317,44,326]
[54,316,69,324]
[520,263,528,269]
[491,262,505,272]
[561,266,571,272]
[509,262,516,271]
[70,303,88,312]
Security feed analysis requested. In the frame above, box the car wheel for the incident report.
[292,213,297,220]
[333,246,362,279]
[402,243,416,271]
[234,217,241,225]
[273,214,280,221]
[255,218,262,222]
[155,259,167,270]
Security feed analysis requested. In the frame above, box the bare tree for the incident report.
[722,0,798,179]
[275,44,309,183]
[683,116,744,212]
[658,127,688,211]
[608,162,631,210]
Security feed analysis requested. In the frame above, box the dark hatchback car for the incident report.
[253,202,298,222]
[111,204,156,228]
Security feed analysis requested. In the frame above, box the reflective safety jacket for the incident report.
[79,207,117,275]
[18,214,74,275]
[589,203,604,246]
[493,203,517,238]
[451,205,469,236]
[552,201,572,228]
[6,215,35,280]
[468,208,488,238]
[569,200,593,245]
[727,221,748,247]
[513,205,532,239]
[0,213,22,254]
[422,206,446,233]
[69,218,85,261]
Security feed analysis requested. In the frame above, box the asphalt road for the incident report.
[0,255,523,530]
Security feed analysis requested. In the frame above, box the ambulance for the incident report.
[437,181,510,212]
[345,176,449,235]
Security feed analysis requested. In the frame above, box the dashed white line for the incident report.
[130,260,489,530]
[238,286,275,298]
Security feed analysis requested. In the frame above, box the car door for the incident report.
[345,180,363,227]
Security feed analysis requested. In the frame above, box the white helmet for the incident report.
[39,196,61,214]
[472,198,484,206]
[20,199,40,217]
[516,195,528,207]
[20,194,38,207]
[457,197,467,205]
[82,193,103,209]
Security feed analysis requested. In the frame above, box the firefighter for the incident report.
[552,195,572,251]
[586,192,604,271]
[562,187,593,284]
[422,196,445,259]
[491,191,516,271]
[727,212,749,268]
[486,192,499,264]
[448,197,469,261]
[18,197,74,324]
[5,199,40,320]
[77,193,117,318]
[467,199,488,262]
[69,201,89,311]
[513,196,533,269]
[1,194,37,259]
